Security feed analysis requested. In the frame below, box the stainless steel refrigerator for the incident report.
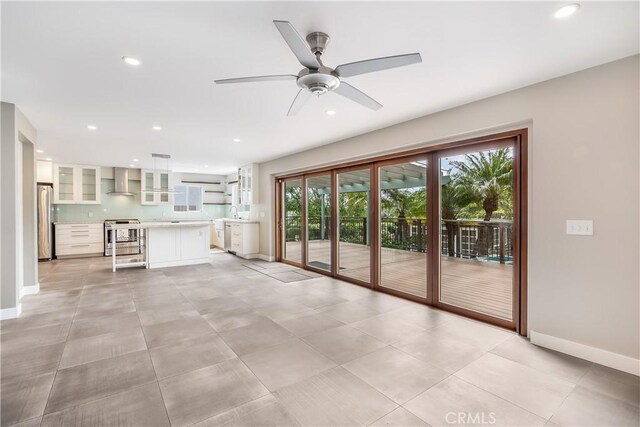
[37,184,54,260]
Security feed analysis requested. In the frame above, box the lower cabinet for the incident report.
[229,222,259,257]
[147,225,210,268]
[55,223,104,257]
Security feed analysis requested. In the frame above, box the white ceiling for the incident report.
[2,1,638,174]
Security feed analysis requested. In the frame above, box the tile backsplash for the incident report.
[54,179,230,222]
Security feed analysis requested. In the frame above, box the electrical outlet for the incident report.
[566,220,593,236]
[88,211,93,218]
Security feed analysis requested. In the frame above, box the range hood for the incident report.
[107,167,134,196]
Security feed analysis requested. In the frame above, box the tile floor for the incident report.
[1,254,638,427]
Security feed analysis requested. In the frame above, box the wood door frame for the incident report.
[274,128,528,335]
[303,171,335,276]
[334,164,375,288]
[374,153,430,304]
[432,137,521,331]
[276,176,305,268]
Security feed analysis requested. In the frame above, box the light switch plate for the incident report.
[566,220,593,236]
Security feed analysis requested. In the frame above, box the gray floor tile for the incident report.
[136,301,200,326]
[343,346,449,404]
[0,323,70,354]
[203,308,269,332]
[1,372,55,427]
[45,350,156,414]
[275,366,397,426]
[405,376,545,426]
[58,327,147,369]
[491,335,593,383]
[455,353,575,419]
[318,300,384,324]
[302,325,387,364]
[579,364,640,407]
[393,329,485,373]
[150,333,236,379]
[429,317,513,352]
[1,342,65,384]
[241,340,336,391]
[277,312,345,337]
[369,407,428,426]
[550,385,639,426]
[67,311,141,340]
[192,394,301,427]
[142,315,215,348]
[41,382,170,427]
[159,358,269,426]
[351,312,427,344]
[219,319,295,355]
[191,296,252,315]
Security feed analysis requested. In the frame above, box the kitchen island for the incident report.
[105,220,211,271]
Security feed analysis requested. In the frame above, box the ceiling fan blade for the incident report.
[334,82,382,111]
[214,74,297,84]
[335,53,422,78]
[287,89,312,116]
[273,20,321,70]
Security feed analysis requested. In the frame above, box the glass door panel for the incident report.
[379,159,428,298]
[143,171,154,203]
[439,146,515,321]
[159,172,170,203]
[58,166,75,201]
[337,168,371,283]
[81,167,97,202]
[306,174,332,272]
[282,178,303,264]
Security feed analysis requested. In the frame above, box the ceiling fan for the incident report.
[214,20,422,116]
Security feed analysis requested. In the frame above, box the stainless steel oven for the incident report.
[104,219,143,256]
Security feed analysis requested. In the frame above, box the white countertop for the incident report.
[106,220,213,230]
[220,218,260,224]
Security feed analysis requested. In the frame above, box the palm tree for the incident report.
[450,149,513,257]
[450,149,513,221]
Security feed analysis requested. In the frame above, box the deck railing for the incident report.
[283,215,513,264]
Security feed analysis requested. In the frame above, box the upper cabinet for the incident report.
[238,163,259,205]
[141,170,173,205]
[53,164,101,204]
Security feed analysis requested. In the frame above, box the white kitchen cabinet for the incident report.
[228,222,259,257]
[147,224,210,268]
[237,164,258,205]
[55,223,104,257]
[141,170,173,205]
[53,164,101,204]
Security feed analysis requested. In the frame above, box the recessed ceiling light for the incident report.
[129,164,135,168]
[554,3,580,19]
[36,149,44,153]
[233,138,241,143]
[325,110,336,116]
[45,157,52,161]
[122,56,141,66]
[87,125,97,130]
[204,165,209,168]
[152,126,162,131]
[133,158,139,162]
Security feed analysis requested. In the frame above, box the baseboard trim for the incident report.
[256,254,275,262]
[530,330,640,376]
[19,283,40,299]
[1,303,22,320]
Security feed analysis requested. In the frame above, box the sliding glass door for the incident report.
[378,157,428,299]
[306,174,333,272]
[276,130,526,332]
[437,141,517,323]
[281,178,303,265]
[337,167,372,284]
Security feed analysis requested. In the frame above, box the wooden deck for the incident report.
[284,240,512,320]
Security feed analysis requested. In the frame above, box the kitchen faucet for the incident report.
[230,205,238,219]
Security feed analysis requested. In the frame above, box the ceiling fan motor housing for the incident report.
[296,66,340,95]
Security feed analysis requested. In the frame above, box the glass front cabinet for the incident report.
[141,170,173,205]
[53,164,101,204]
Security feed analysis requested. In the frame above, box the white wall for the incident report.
[256,56,640,372]
[1,102,38,318]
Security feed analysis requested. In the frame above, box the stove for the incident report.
[104,219,143,256]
